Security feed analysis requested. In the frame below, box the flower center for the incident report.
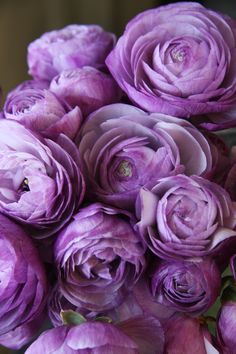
[21,178,30,192]
[171,49,185,63]
[116,160,133,178]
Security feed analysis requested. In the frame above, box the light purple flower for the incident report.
[25,322,139,354]
[164,314,219,354]
[54,203,146,311]
[0,214,48,337]
[136,174,236,261]
[28,25,116,81]
[7,79,49,98]
[50,67,122,117]
[151,259,221,316]
[3,88,82,140]
[78,103,212,210]
[106,2,236,128]
[0,119,85,238]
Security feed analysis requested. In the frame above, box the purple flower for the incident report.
[106,3,236,128]
[151,259,221,316]
[217,300,236,353]
[230,254,236,280]
[164,314,219,354]
[50,67,122,117]
[0,214,48,337]
[25,322,139,354]
[3,88,82,140]
[0,313,45,350]
[78,103,212,210]
[0,119,85,238]
[136,174,236,261]
[54,203,146,311]
[7,79,49,98]
[48,285,97,327]
[28,25,116,81]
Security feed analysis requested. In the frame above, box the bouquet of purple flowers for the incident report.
[1,2,236,353]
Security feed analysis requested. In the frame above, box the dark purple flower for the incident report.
[28,25,116,81]
[78,103,212,210]
[0,119,85,238]
[106,2,236,129]
[0,313,45,350]
[136,174,236,261]
[3,88,82,140]
[230,254,236,280]
[0,214,48,337]
[50,67,122,117]
[54,203,146,311]
[164,314,219,354]
[25,322,139,354]
[151,259,221,316]
[217,299,236,353]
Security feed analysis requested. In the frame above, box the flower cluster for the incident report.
[1,2,236,353]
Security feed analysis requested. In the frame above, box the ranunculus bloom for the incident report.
[106,2,236,128]
[136,174,236,261]
[50,67,122,117]
[28,24,116,81]
[0,313,45,350]
[0,214,48,337]
[3,88,82,140]
[217,300,236,353]
[25,322,139,354]
[151,259,221,316]
[165,314,219,354]
[48,285,96,328]
[6,79,49,98]
[54,203,146,311]
[0,119,85,238]
[78,103,212,210]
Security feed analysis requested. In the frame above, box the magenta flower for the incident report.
[165,314,219,353]
[106,2,236,129]
[28,25,115,81]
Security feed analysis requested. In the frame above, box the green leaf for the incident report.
[60,310,87,326]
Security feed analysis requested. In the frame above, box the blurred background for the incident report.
[0,0,236,99]
[0,0,235,352]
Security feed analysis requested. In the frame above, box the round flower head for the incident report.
[0,214,47,336]
[0,119,85,238]
[55,203,146,311]
[151,259,221,316]
[3,88,82,139]
[136,174,236,261]
[78,103,212,210]
[106,2,236,129]
[28,24,116,81]
[25,322,139,354]
[50,67,121,117]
